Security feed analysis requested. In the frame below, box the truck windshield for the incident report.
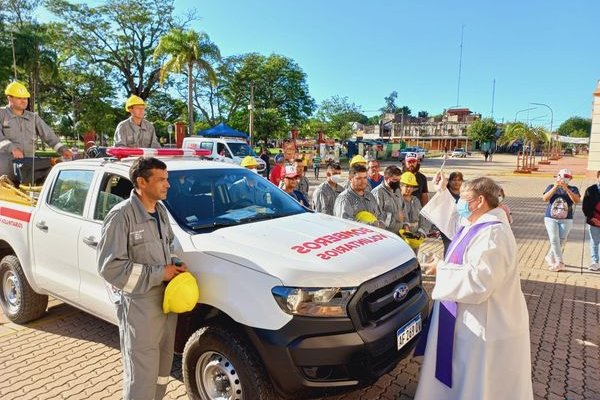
[227,142,256,157]
[164,168,307,232]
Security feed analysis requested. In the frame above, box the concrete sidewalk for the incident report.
[0,153,598,400]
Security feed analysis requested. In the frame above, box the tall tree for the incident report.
[46,0,183,99]
[557,117,591,137]
[381,91,398,113]
[467,118,497,143]
[153,28,220,135]
[317,95,367,140]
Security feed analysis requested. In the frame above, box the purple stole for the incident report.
[414,220,501,387]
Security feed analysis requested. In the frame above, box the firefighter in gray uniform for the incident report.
[114,95,161,148]
[312,163,344,215]
[334,164,385,226]
[97,157,186,400]
[0,81,72,179]
[371,165,405,234]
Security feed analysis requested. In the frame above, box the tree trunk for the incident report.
[188,62,194,136]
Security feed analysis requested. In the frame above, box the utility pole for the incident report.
[11,31,18,80]
[456,24,465,107]
[248,82,255,146]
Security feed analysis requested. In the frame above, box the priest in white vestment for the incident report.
[415,175,533,400]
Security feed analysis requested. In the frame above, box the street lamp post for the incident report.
[514,107,537,122]
[530,102,554,158]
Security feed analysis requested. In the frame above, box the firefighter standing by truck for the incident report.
[97,157,192,399]
[0,82,72,180]
[114,95,161,148]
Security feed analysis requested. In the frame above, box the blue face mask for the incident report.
[456,198,472,219]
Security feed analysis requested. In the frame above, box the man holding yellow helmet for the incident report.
[0,81,73,179]
[334,164,385,227]
[114,95,161,148]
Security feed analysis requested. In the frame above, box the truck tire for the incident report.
[0,255,48,323]
[183,325,277,400]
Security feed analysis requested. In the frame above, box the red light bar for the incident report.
[106,147,211,159]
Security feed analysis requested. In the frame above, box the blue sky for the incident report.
[175,0,598,129]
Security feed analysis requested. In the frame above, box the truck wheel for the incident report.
[183,325,277,400]
[0,255,48,324]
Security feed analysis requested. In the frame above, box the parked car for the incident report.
[399,147,425,162]
[451,148,467,158]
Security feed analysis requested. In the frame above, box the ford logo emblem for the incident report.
[393,284,409,302]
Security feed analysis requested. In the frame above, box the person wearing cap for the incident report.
[542,168,580,271]
[367,159,384,189]
[582,170,600,271]
[0,81,73,180]
[269,154,285,186]
[372,166,405,234]
[334,164,384,226]
[282,166,310,208]
[344,154,372,191]
[402,152,429,206]
[312,163,343,215]
[114,95,161,148]
[97,157,186,400]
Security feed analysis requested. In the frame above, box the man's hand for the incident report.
[433,171,446,192]
[421,255,440,276]
[11,148,24,159]
[591,217,600,227]
[163,263,188,281]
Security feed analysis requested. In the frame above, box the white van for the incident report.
[182,136,267,172]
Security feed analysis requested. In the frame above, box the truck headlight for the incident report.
[271,287,356,317]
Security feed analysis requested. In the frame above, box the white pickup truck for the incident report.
[0,151,429,399]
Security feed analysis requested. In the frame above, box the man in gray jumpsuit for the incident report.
[334,164,385,227]
[97,157,186,399]
[0,82,72,179]
[312,163,343,215]
[372,165,405,234]
[114,95,161,148]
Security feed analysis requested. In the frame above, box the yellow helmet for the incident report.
[163,272,200,314]
[350,154,367,166]
[355,210,378,224]
[5,81,30,98]
[240,155,258,168]
[399,229,424,250]
[400,172,418,187]
[125,95,145,111]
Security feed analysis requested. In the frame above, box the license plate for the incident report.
[397,314,422,350]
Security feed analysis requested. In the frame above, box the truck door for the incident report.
[31,169,94,302]
[78,173,133,324]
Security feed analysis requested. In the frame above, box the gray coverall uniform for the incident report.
[114,117,161,148]
[0,106,68,179]
[372,183,405,234]
[97,190,178,400]
[297,175,310,199]
[312,180,343,215]
[333,187,384,223]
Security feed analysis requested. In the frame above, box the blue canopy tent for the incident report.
[197,122,249,139]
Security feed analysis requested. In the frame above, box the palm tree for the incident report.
[154,28,220,135]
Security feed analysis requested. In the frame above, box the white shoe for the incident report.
[545,253,557,268]
[589,263,600,271]
[549,262,565,272]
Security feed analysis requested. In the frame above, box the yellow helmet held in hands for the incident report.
[163,272,200,314]
[5,81,30,98]
[125,95,145,111]
[240,155,258,168]
[400,172,418,187]
[350,154,367,166]
[355,210,378,224]
[399,229,424,250]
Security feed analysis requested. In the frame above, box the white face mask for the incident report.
[331,174,342,184]
[498,196,504,203]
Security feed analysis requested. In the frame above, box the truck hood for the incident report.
[189,212,415,287]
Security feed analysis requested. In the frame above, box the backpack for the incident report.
[550,197,569,219]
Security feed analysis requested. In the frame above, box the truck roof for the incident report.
[61,157,244,173]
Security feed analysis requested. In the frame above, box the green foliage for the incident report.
[557,117,591,137]
[153,27,220,134]
[417,111,429,119]
[467,118,497,143]
[570,129,589,138]
[316,95,366,140]
[381,91,397,113]
[45,0,180,99]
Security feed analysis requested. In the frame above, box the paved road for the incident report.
[1,153,599,399]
